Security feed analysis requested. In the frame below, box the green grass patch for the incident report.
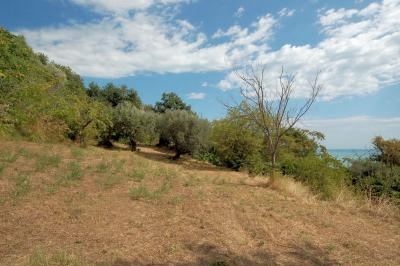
[129,173,175,200]
[65,161,83,181]
[46,161,83,193]
[35,154,61,171]
[11,175,31,200]
[0,150,19,163]
[129,168,145,182]
[27,248,85,266]
[17,148,34,159]
[96,161,109,173]
[129,186,152,200]
[95,159,125,174]
[70,146,85,159]
[97,174,124,189]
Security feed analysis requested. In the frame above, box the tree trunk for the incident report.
[129,139,137,151]
[270,151,276,179]
[172,151,181,160]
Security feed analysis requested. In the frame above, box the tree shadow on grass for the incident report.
[134,145,234,173]
[96,240,340,266]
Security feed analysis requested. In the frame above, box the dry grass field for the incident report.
[0,141,399,265]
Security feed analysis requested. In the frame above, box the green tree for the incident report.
[113,102,158,151]
[153,92,191,113]
[86,82,142,108]
[158,110,209,159]
[210,111,264,171]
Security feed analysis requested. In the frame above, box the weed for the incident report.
[66,161,83,181]
[213,177,226,185]
[168,196,184,205]
[0,163,5,176]
[0,150,18,163]
[184,175,199,187]
[129,168,145,182]
[11,175,31,200]
[129,186,152,200]
[27,248,85,266]
[48,161,83,191]
[325,243,336,253]
[35,154,61,171]
[97,174,123,189]
[168,244,177,254]
[96,161,108,173]
[96,159,125,174]
[18,148,33,159]
[113,159,126,173]
[196,190,206,200]
[70,146,85,159]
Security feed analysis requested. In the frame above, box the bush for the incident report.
[158,110,209,159]
[209,115,267,174]
[348,158,400,200]
[280,153,349,199]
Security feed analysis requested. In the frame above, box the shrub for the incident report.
[209,115,266,173]
[348,158,400,200]
[280,153,349,199]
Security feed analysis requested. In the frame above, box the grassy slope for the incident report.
[0,141,399,266]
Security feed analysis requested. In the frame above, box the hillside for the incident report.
[1,141,399,265]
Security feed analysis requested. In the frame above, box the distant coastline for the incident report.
[328,149,374,160]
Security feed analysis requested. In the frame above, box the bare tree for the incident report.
[229,63,322,175]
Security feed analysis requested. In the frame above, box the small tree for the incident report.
[159,110,209,159]
[231,64,322,175]
[113,102,157,151]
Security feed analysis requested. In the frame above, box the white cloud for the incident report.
[278,8,296,17]
[201,82,209,87]
[69,0,190,14]
[234,6,245,18]
[218,0,400,100]
[300,116,400,148]
[18,0,400,101]
[19,8,276,78]
[187,92,206,99]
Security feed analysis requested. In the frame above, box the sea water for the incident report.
[328,149,374,161]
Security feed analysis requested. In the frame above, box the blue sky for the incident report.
[1,0,399,148]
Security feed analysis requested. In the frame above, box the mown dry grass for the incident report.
[0,141,399,266]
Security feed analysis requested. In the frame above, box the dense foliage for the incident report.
[0,28,110,142]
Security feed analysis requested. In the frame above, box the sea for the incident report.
[327,149,374,161]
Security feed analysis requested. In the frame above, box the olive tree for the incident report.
[158,110,209,159]
[113,102,158,151]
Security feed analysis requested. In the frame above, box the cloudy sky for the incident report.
[1,0,399,148]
